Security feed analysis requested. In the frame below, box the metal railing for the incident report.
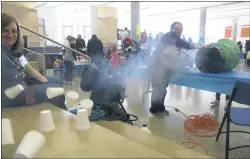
[23,47,45,57]
[19,24,91,59]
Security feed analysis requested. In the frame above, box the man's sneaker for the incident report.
[162,109,169,116]
[150,109,169,118]
[150,111,165,118]
[210,100,220,107]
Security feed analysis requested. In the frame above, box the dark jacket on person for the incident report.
[161,32,194,50]
[87,36,104,56]
[75,38,86,50]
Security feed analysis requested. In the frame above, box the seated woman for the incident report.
[1,13,66,110]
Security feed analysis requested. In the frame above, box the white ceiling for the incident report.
[34,1,250,20]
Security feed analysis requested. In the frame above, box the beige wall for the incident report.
[2,2,40,47]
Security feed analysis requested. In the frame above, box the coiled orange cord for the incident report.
[166,106,219,154]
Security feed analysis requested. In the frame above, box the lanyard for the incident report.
[5,52,27,88]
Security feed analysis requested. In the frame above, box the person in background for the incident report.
[87,35,104,70]
[122,27,130,49]
[62,35,77,85]
[237,41,243,53]
[247,51,250,68]
[188,37,193,43]
[75,34,86,55]
[182,35,187,42]
[140,31,148,44]
[210,93,230,107]
[148,33,153,41]
[109,45,119,74]
[1,13,66,109]
[237,41,243,62]
[245,40,249,52]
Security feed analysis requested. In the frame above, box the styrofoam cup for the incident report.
[40,110,55,132]
[76,109,90,131]
[80,99,94,116]
[4,84,24,99]
[14,130,46,159]
[66,91,79,108]
[2,118,15,145]
[46,87,64,99]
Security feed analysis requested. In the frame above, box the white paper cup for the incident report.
[80,99,94,116]
[66,91,79,108]
[4,84,24,99]
[2,118,15,145]
[46,87,64,99]
[76,109,90,131]
[40,110,55,132]
[14,130,46,159]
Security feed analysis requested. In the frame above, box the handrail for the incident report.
[23,48,45,57]
[19,24,91,59]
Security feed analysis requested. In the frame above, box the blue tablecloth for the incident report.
[130,66,250,95]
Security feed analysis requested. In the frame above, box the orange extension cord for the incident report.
[166,106,220,154]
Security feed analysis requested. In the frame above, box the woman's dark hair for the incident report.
[91,35,98,40]
[66,35,75,42]
[170,22,183,32]
[1,13,23,53]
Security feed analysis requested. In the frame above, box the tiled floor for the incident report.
[64,63,250,158]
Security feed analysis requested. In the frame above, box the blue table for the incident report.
[170,67,250,94]
[130,66,250,100]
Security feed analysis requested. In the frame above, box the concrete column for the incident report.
[199,7,206,44]
[91,6,99,36]
[131,2,140,42]
[231,18,237,41]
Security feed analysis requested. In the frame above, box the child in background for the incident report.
[247,51,250,68]
[110,45,119,74]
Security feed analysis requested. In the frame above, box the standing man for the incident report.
[75,34,86,56]
[62,35,77,85]
[87,35,104,70]
[122,27,130,49]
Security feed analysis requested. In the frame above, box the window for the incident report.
[63,27,73,39]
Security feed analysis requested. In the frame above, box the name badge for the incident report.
[19,55,28,67]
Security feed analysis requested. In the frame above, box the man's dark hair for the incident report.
[170,22,183,32]
[66,35,75,42]
[125,27,128,30]
[91,35,98,40]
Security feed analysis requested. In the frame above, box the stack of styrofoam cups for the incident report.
[80,99,94,116]
[46,87,64,99]
[40,110,55,132]
[75,109,90,131]
[66,91,79,109]
[4,84,25,99]
[13,130,46,159]
[2,118,15,145]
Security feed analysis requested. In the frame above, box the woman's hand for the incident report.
[25,64,48,83]
[40,77,48,83]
